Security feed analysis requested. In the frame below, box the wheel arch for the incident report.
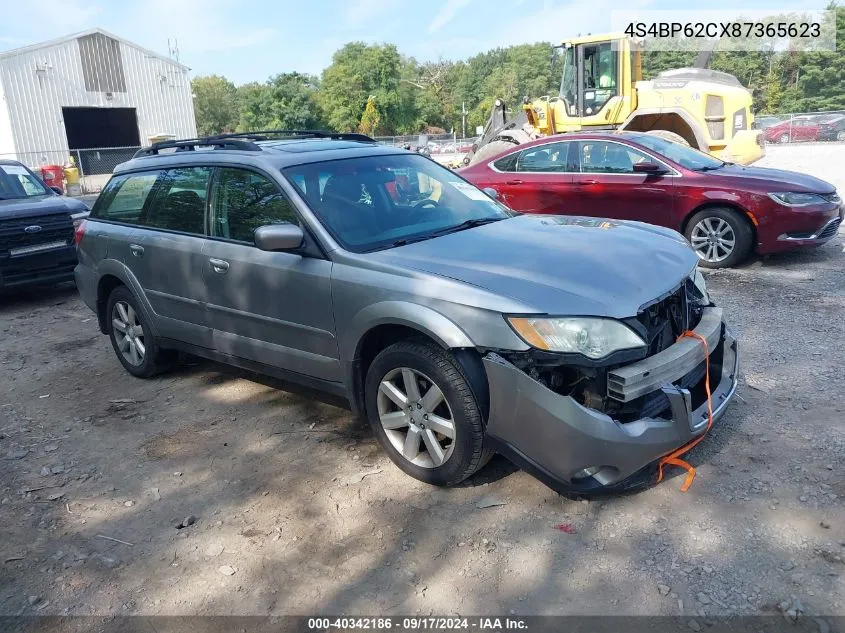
[96,273,125,334]
[343,304,487,423]
[621,108,708,151]
[93,260,159,338]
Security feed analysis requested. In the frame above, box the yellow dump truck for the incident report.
[466,33,765,166]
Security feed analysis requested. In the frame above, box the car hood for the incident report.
[0,195,89,220]
[712,164,836,193]
[369,215,698,318]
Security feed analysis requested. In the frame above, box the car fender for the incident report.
[94,259,160,339]
[342,301,475,363]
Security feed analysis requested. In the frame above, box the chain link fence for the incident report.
[757,110,845,144]
[0,146,141,195]
[373,133,480,165]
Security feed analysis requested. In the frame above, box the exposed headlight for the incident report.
[768,192,828,207]
[691,268,710,304]
[507,317,646,359]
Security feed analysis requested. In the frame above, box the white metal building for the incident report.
[0,28,197,171]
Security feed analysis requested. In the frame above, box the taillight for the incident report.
[74,219,87,246]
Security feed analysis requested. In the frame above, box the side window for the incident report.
[516,142,572,172]
[92,171,163,224]
[577,141,651,174]
[582,41,618,115]
[492,152,518,172]
[142,167,211,235]
[211,168,299,243]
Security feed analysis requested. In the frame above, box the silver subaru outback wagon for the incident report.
[75,131,739,495]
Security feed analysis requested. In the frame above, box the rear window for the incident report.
[91,167,211,235]
[92,171,161,224]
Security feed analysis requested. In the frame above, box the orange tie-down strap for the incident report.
[656,330,714,492]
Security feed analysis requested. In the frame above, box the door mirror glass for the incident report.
[632,162,668,174]
[254,223,304,252]
[483,187,499,200]
[50,186,64,195]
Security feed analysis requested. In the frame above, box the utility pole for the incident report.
[461,101,467,139]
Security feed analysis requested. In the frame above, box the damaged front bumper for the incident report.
[483,306,739,494]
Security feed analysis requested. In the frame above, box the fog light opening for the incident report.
[572,466,601,481]
[571,466,619,486]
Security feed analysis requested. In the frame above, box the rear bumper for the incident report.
[484,308,738,494]
[0,246,77,291]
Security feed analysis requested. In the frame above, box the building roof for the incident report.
[0,27,190,71]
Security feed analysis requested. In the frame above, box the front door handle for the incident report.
[129,244,144,257]
[505,179,524,185]
[209,258,229,274]
[575,179,598,185]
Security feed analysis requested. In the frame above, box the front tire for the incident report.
[685,207,753,268]
[779,132,790,144]
[364,340,491,486]
[106,286,167,378]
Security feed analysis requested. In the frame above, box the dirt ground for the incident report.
[1,146,844,621]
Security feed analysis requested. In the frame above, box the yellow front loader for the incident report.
[465,33,765,166]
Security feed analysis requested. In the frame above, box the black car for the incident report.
[817,115,845,142]
[0,160,89,291]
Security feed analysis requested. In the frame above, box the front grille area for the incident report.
[818,217,842,240]
[0,213,73,256]
[634,281,703,356]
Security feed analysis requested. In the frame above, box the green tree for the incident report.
[237,73,323,132]
[319,42,406,134]
[191,75,238,136]
[359,96,381,135]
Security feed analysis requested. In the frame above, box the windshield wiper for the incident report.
[374,217,506,252]
[431,216,505,237]
[692,162,726,172]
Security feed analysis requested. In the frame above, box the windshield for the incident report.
[0,163,49,199]
[559,46,576,109]
[630,134,725,171]
[283,154,511,253]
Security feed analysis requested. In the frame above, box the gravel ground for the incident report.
[1,145,843,621]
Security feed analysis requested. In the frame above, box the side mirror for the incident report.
[483,187,499,200]
[254,224,304,252]
[50,186,63,195]
[632,162,668,175]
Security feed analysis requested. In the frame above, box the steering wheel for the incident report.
[412,198,440,209]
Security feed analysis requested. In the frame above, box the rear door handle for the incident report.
[209,258,229,274]
[575,179,598,185]
[505,179,524,185]
[129,244,144,257]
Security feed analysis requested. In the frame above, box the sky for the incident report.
[0,0,832,85]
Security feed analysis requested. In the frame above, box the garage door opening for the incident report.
[62,106,141,175]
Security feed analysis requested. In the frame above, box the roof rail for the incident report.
[209,130,376,143]
[133,137,262,158]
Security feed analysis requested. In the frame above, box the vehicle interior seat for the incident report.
[155,190,206,234]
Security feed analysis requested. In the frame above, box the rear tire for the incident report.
[364,340,492,487]
[106,286,169,378]
[644,129,691,147]
[468,139,518,166]
[684,207,753,269]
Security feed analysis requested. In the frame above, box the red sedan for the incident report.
[459,132,843,267]
[763,117,820,144]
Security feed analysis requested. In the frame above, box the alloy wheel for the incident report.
[376,367,455,468]
[111,301,146,366]
[690,217,736,264]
